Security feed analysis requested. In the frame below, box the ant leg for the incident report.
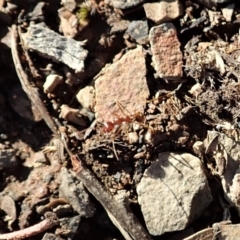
[116,101,132,117]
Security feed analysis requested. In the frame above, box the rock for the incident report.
[137,152,212,236]
[42,233,64,240]
[222,3,235,22]
[61,0,77,12]
[127,20,149,44]
[53,204,72,217]
[149,23,183,80]
[59,104,88,126]
[58,215,81,239]
[22,23,88,73]
[43,74,63,93]
[95,46,149,123]
[59,167,96,217]
[127,132,139,144]
[192,141,204,156]
[0,195,17,230]
[0,148,18,169]
[33,151,48,168]
[144,0,183,24]
[106,0,145,10]
[58,7,78,38]
[111,19,130,34]
[76,86,95,111]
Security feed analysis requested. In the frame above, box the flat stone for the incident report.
[22,23,88,73]
[149,23,183,80]
[144,1,183,24]
[95,46,149,123]
[137,152,212,236]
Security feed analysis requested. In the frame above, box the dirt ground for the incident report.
[1,0,240,239]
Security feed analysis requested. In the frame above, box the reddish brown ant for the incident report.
[102,102,145,133]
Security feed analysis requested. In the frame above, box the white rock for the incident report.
[59,104,88,126]
[137,152,212,236]
[222,3,235,22]
[76,86,95,111]
[127,132,138,144]
[43,74,63,93]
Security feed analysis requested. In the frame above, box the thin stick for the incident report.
[11,24,58,134]
[70,154,152,240]
[0,212,59,240]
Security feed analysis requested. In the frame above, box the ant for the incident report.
[102,102,145,133]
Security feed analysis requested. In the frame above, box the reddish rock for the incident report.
[149,23,183,80]
[95,46,149,123]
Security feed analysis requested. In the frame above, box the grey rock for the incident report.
[137,152,212,236]
[59,167,95,217]
[59,215,81,240]
[127,20,149,44]
[22,23,88,73]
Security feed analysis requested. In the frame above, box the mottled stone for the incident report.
[95,46,149,123]
[22,23,88,73]
[144,0,183,24]
[127,20,149,44]
[137,152,212,236]
[149,23,183,80]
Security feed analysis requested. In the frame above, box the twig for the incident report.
[11,24,58,134]
[0,212,59,240]
[58,131,152,239]
[17,25,42,79]
[70,154,152,240]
